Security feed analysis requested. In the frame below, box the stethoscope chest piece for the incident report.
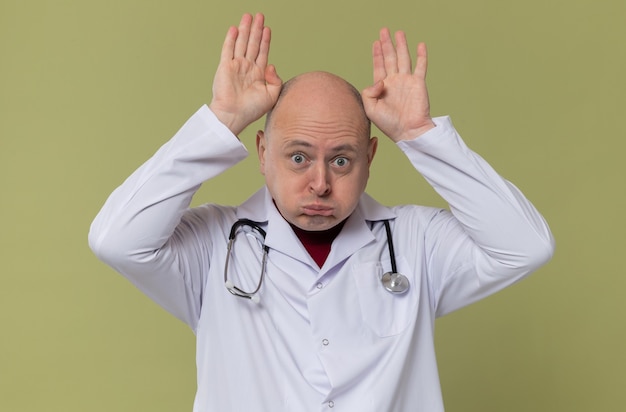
[381,271,410,294]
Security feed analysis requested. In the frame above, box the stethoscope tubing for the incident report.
[383,220,399,274]
[224,218,410,301]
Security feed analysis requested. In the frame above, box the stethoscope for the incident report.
[224,218,410,303]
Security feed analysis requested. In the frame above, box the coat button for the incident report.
[322,339,329,346]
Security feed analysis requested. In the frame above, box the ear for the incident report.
[367,136,378,166]
[256,130,266,175]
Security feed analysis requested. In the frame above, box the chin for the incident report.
[296,215,338,231]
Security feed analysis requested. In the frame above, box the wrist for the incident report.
[208,104,246,136]
[393,119,436,142]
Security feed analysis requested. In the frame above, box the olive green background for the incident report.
[1,0,624,410]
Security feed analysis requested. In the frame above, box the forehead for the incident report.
[268,113,369,155]
[266,75,370,146]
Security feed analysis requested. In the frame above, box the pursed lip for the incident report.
[301,204,334,216]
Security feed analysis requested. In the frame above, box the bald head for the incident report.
[256,71,378,231]
[265,71,371,139]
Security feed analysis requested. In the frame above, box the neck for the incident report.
[290,221,346,268]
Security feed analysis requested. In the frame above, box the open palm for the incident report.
[210,13,282,136]
[362,29,435,142]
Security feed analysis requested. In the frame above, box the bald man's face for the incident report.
[256,74,377,231]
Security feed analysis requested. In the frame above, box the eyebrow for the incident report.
[282,139,360,154]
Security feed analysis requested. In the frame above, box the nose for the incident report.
[309,162,331,196]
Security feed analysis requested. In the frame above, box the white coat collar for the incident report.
[235,187,396,269]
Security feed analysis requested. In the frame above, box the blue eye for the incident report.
[332,157,349,167]
[291,154,305,164]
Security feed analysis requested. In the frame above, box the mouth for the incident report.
[302,205,334,216]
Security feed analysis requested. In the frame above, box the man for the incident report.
[89,13,554,411]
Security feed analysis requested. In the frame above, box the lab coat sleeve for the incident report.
[396,116,555,317]
[88,105,248,328]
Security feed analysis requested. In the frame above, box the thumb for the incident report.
[265,64,282,87]
[361,80,385,100]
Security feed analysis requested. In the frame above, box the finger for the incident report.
[379,28,398,74]
[220,26,238,61]
[414,42,428,79]
[233,13,252,58]
[371,40,387,84]
[394,31,412,74]
[246,13,265,61]
[257,26,271,68]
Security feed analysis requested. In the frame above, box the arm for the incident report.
[362,29,554,314]
[399,118,554,316]
[88,13,281,327]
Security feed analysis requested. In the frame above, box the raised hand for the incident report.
[361,29,435,142]
[209,13,282,136]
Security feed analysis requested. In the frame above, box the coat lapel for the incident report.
[235,188,397,270]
